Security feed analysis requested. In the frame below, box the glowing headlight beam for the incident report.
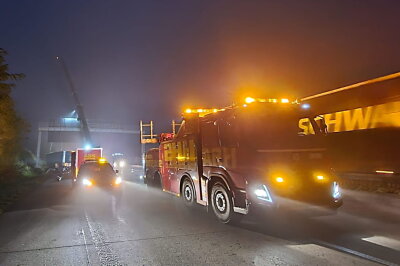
[115,177,122,185]
[254,185,273,202]
[333,182,341,199]
[82,178,92,186]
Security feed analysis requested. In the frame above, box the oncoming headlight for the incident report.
[254,185,273,203]
[83,178,92,187]
[115,177,122,185]
[332,182,341,199]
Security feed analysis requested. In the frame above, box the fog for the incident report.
[1,0,400,152]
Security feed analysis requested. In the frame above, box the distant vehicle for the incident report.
[128,164,145,182]
[45,151,71,169]
[112,153,128,178]
[45,151,71,181]
[71,148,103,181]
[145,98,342,223]
[78,160,122,189]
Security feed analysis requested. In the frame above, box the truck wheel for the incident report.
[154,172,162,189]
[181,178,195,207]
[211,182,236,224]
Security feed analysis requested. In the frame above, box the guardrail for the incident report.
[337,172,400,195]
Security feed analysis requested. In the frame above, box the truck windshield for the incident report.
[237,108,322,150]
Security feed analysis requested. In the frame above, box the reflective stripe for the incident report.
[257,148,326,153]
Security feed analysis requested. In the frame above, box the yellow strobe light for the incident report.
[281,98,290,103]
[245,97,256,104]
[183,108,220,117]
[275,177,284,183]
[376,170,394,174]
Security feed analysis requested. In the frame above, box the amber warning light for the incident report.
[244,97,291,104]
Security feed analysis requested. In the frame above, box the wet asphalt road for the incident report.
[0,178,399,266]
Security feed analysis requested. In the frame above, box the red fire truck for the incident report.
[145,98,342,223]
[71,147,103,180]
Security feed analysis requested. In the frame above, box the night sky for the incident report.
[1,0,400,151]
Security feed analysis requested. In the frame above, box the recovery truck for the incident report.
[145,98,342,223]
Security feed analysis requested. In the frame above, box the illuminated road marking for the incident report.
[314,240,398,266]
[362,236,400,252]
[288,244,377,265]
[80,228,91,265]
[84,210,124,266]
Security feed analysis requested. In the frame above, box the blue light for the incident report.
[84,144,92,150]
[63,117,78,123]
[333,182,341,199]
[301,103,311,109]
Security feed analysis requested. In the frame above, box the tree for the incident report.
[0,48,25,175]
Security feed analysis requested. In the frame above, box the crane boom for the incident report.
[56,57,93,147]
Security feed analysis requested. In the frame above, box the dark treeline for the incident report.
[0,48,27,181]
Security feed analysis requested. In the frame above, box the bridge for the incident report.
[36,119,139,166]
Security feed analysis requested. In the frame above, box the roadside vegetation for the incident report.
[0,48,45,213]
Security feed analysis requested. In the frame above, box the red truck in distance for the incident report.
[71,147,103,181]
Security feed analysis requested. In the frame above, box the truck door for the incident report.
[217,116,239,169]
[170,140,183,194]
[159,142,172,192]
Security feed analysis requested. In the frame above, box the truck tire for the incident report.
[211,182,238,224]
[181,178,195,207]
[153,172,162,188]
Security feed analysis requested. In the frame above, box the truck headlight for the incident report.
[254,185,273,202]
[332,182,341,199]
[83,178,92,187]
[115,177,122,185]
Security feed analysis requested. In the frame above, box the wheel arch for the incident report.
[208,174,233,199]
[179,173,196,198]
